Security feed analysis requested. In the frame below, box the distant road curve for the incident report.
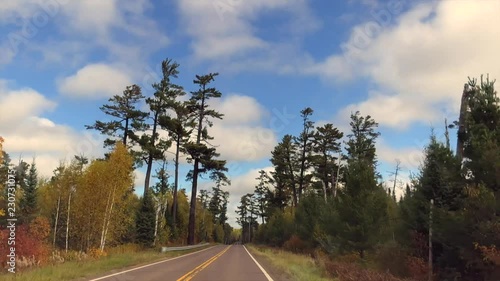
[88,244,274,281]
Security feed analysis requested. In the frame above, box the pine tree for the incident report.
[20,158,38,222]
[159,100,194,234]
[270,135,298,207]
[336,111,387,258]
[295,107,315,201]
[135,59,180,196]
[184,73,228,245]
[311,123,343,200]
[86,84,147,166]
[135,190,156,247]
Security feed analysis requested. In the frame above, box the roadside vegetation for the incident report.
[0,58,237,274]
[238,76,500,281]
[0,244,212,281]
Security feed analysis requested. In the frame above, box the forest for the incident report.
[0,56,499,281]
[236,75,500,280]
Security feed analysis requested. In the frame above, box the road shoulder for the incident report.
[245,245,293,281]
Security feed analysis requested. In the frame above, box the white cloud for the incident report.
[376,139,423,172]
[307,0,500,129]
[337,91,440,130]
[0,82,107,177]
[178,0,318,63]
[58,63,133,99]
[208,94,278,162]
[210,94,269,125]
[0,83,56,126]
[220,167,274,227]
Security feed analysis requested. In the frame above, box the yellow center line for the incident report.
[176,245,232,281]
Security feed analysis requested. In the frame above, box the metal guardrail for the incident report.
[160,243,210,253]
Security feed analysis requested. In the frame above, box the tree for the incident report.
[86,84,147,165]
[336,111,387,258]
[311,123,343,201]
[159,99,194,234]
[136,190,156,247]
[345,111,380,164]
[270,135,298,207]
[184,73,228,245]
[254,170,268,223]
[135,59,181,196]
[295,107,315,201]
[151,159,170,245]
[236,194,250,243]
[461,76,500,192]
[20,158,38,222]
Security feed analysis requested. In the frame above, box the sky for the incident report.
[1,0,500,227]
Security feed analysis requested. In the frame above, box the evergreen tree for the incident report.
[295,107,315,201]
[134,59,180,196]
[311,123,343,200]
[86,84,147,166]
[20,158,38,222]
[336,112,387,258]
[270,135,299,207]
[184,73,228,245]
[135,190,156,247]
[159,100,194,233]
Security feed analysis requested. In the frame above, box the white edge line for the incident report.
[88,245,216,281]
[243,245,274,281]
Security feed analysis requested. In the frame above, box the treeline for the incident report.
[237,76,500,281]
[0,58,235,269]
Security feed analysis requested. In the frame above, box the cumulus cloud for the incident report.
[307,0,500,129]
[58,63,133,99]
[0,83,56,126]
[217,167,274,227]
[0,82,106,177]
[177,0,319,66]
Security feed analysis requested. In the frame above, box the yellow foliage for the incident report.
[71,143,134,251]
[88,248,107,259]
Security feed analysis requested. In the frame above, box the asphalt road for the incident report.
[88,245,274,281]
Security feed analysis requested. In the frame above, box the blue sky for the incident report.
[1,0,499,226]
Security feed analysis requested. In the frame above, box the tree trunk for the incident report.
[298,137,308,200]
[65,191,72,253]
[123,117,129,145]
[153,196,160,246]
[172,137,180,229]
[100,191,112,250]
[188,91,205,245]
[144,113,159,196]
[456,83,469,161]
[334,152,342,198]
[53,195,61,247]
[321,181,327,203]
[188,159,199,245]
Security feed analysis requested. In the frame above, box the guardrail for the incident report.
[160,243,210,253]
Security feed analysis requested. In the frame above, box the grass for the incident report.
[247,245,336,281]
[0,245,213,281]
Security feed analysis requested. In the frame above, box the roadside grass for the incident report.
[247,245,335,281]
[0,245,213,281]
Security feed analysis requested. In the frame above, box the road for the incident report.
[88,245,274,281]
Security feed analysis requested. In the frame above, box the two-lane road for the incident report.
[89,245,274,281]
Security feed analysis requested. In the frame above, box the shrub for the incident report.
[0,218,51,269]
[405,256,427,281]
[375,241,410,277]
[324,260,417,281]
[88,248,107,259]
[283,235,308,254]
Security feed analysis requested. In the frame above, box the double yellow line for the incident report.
[176,245,232,281]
